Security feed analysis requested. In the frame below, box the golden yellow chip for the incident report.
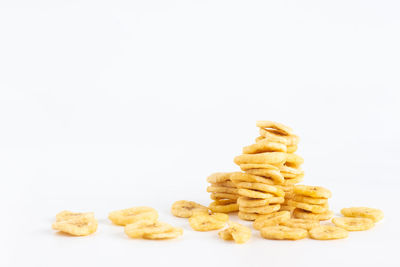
[279,218,320,230]
[285,153,304,168]
[207,185,239,195]
[237,196,284,207]
[239,163,280,171]
[234,152,287,165]
[281,175,304,185]
[124,220,174,238]
[109,206,158,226]
[243,140,287,154]
[55,210,95,222]
[52,216,98,236]
[286,199,329,214]
[209,201,239,213]
[260,226,307,240]
[293,208,333,221]
[218,221,251,244]
[286,145,297,153]
[244,169,284,184]
[253,211,291,230]
[211,181,237,188]
[279,205,296,213]
[188,212,228,231]
[230,172,275,185]
[292,195,328,205]
[238,211,261,221]
[210,192,239,200]
[309,225,348,240]
[239,204,280,215]
[256,121,293,135]
[332,217,374,231]
[293,185,332,199]
[236,182,284,197]
[143,227,183,240]
[206,172,232,183]
[258,128,289,144]
[237,188,275,199]
[340,207,384,222]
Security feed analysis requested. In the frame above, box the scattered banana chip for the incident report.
[218,221,251,244]
[237,196,284,207]
[309,225,348,240]
[143,227,183,240]
[52,216,98,236]
[124,220,175,238]
[109,206,158,226]
[293,185,332,199]
[234,152,287,165]
[332,217,374,231]
[341,207,384,222]
[253,211,291,230]
[279,218,320,230]
[188,212,228,231]
[239,204,280,215]
[286,199,329,214]
[55,210,95,222]
[171,200,209,218]
[260,226,307,240]
[293,208,333,221]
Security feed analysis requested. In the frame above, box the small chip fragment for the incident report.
[218,221,251,244]
[309,225,348,240]
[260,226,307,240]
[109,206,158,226]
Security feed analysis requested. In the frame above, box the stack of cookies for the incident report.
[286,185,333,221]
[206,173,239,213]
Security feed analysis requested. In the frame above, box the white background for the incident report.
[1,1,400,266]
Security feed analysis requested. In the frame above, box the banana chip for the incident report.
[260,226,307,240]
[188,212,228,231]
[341,207,384,222]
[109,206,158,226]
[332,217,375,231]
[309,225,348,240]
[253,211,290,230]
[52,216,98,236]
[171,200,209,218]
[218,221,251,244]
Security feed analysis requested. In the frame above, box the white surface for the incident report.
[1,1,400,266]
